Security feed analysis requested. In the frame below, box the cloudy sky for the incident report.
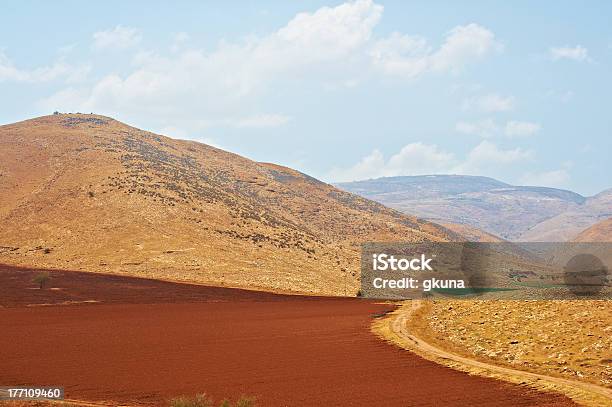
[2,0,611,195]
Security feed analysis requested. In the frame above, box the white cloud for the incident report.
[368,32,429,77]
[277,0,382,57]
[329,139,532,182]
[430,24,501,71]
[463,140,532,166]
[43,1,385,118]
[329,149,386,182]
[387,143,456,173]
[455,118,498,138]
[520,169,570,188]
[369,23,500,78]
[549,45,589,62]
[462,93,514,112]
[504,120,541,137]
[93,25,142,50]
[41,1,499,134]
[329,142,455,182]
[0,52,89,83]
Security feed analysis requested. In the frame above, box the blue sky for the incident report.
[1,1,611,195]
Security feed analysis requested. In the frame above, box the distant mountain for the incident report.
[0,114,457,296]
[573,217,612,242]
[336,175,611,241]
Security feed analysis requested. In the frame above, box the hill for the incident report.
[438,222,503,243]
[0,114,457,295]
[521,189,612,241]
[573,217,612,242]
[336,175,611,241]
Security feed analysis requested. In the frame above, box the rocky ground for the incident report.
[411,300,612,388]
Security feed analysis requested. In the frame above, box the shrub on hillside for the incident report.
[32,272,51,289]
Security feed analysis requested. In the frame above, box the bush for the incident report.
[219,397,255,407]
[169,395,255,407]
[235,397,256,407]
[32,272,51,289]
[170,394,213,407]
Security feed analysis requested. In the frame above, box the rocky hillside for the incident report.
[573,218,612,242]
[336,175,611,241]
[521,189,612,241]
[438,222,503,243]
[0,114,457,295]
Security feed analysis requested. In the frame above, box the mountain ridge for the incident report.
[336,175,611,241]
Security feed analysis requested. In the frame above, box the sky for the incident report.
[1,0,611,195]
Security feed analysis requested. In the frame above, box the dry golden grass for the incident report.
[419,300,612,388]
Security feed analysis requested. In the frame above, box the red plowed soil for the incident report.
[0,266,575,406]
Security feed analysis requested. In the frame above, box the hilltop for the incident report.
[0,114,456,295]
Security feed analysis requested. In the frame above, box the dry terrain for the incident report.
[574,218,612,242]
[0,114,457,296]
[408,300,612,389]
[522,193,612,242]
[336,175,612,241]
[440,222,503,242]
[1,115,607,407]
[0,266,576,407]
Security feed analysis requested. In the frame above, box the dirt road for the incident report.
[0,266,575,406]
